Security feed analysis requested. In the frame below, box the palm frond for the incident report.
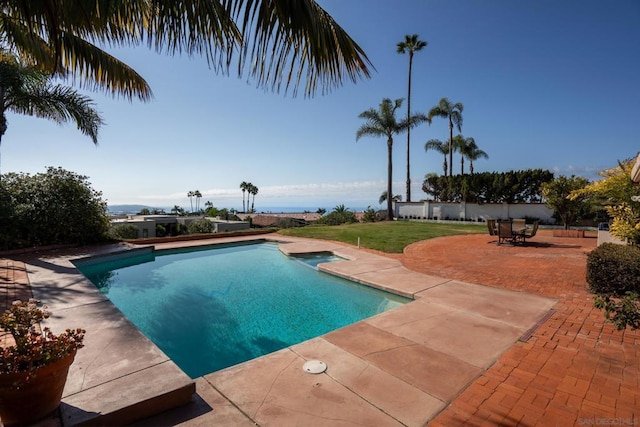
[356,124,385,141]
[0,12,56,71]
[227,0,373,97]
[1,58,103,144]
[58,32,152,100]
[146,0,239,67]
[8,83,103,143]
[426,105,448,121]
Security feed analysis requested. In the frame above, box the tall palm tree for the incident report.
[424,138,450,178]
[0,54,103,175]
[427,98,463,178]
[397,34,427,203]
[194,190,202,212]
[248,184,258,212]
[451,135,467,175]
[187,190,194,212]
[239,181,249,212]
[0,0,373,99]
[356,98,425,220]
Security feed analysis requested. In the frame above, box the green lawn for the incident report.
[277,221,485,253]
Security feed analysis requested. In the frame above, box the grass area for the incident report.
[277,221,485,253]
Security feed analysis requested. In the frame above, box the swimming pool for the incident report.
[75,242,409,378]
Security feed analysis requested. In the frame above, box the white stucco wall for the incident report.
[395,201,555,223]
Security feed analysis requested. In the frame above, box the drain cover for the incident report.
[303,360,327,374]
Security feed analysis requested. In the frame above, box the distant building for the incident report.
[110,215,249,239]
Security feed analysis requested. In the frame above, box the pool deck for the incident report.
[2,231,636,425]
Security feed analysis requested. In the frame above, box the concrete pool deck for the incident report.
[3,234,558,426]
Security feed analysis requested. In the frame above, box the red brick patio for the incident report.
[399,230,639,426]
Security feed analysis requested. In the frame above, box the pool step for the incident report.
[60,360,195,426]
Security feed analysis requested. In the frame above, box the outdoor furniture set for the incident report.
[487,218,539,245]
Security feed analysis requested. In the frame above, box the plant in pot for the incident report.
[0,299,85,426]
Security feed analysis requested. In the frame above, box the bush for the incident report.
[110,224,139,240]
[187,219,215,234]
[156,224,167,237]
[316,210,358,226]
[594,292,640,330]
[586,243,640,295]
[362,206,377,223]
[0,167,110,249]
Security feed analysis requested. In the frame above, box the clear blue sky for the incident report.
[2,0,639,211]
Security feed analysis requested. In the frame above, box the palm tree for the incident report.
[356,98,425,220]
[240,181,249,212]
[378,191,402,205]
[424,139,450,178]
[455,136,488,175]
[0,0,373,99]
[464,139,489,175]
[187,191,194,212]
[194,190,202,212]
[0,54,103,175]
[427,98,463,178]
[451,135,467,175]
[248,183,258,212]
[397,34,427,203]
[332,204,349,214]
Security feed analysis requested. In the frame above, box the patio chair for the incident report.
[497,220,514,245]
[512,218,526,231]
[486,219,497,236]
[522,221,539,242]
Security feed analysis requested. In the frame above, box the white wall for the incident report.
[395,201,555,223]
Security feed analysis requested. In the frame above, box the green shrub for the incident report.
[156,224,167,237]
[110,224,139,240]
[187,219,215,234]
[316,210,358,226]
[362,206,377,223]
[0,167,110,249]
[594,292,640,330]
[586,243,640,294]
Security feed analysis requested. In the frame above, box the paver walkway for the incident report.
[400,230,640,426]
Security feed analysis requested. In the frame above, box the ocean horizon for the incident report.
[107,204,370,215]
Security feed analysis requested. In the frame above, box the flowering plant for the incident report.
[0,299,85,376]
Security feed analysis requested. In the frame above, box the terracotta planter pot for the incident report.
[0,350,76,426]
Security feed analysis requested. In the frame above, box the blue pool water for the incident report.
[76,242,408,378]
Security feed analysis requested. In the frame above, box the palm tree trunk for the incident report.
[405,53,413,202]
[448,119,454,177]
[387,138,394,220]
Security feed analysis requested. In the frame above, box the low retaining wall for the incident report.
[553,229,585,238]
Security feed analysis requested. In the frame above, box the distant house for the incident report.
[110,215,249,238]
[238,213,320,228]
